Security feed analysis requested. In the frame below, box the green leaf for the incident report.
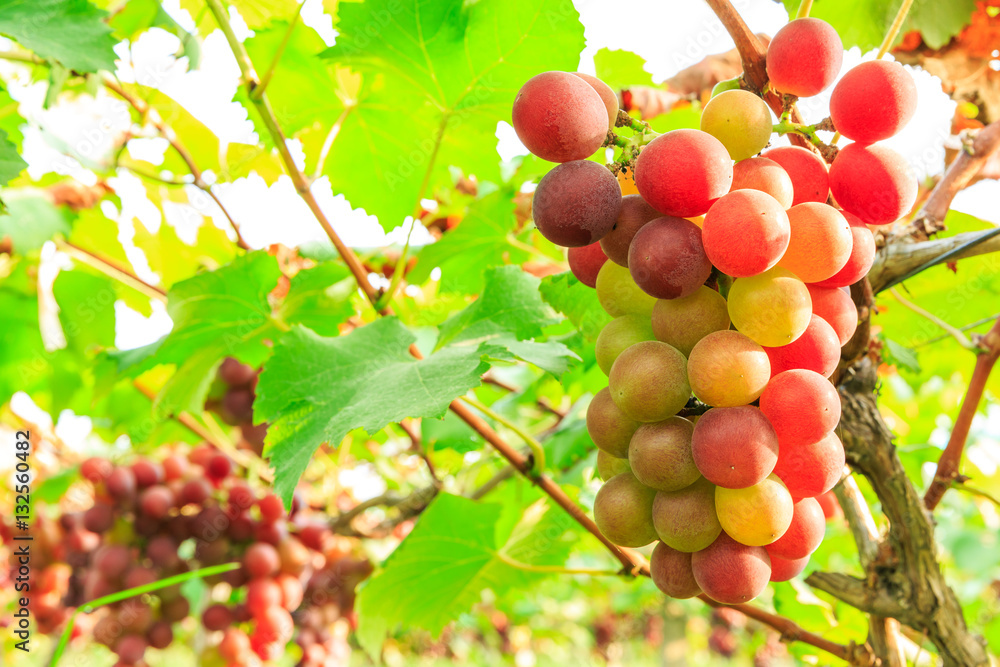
[422,410,481,454]
[780,0,975,51]
[255,317,493,504]
[132,219,237,289]
[437,266,557,349]
[0,0,117,73]
[111,0,201,68]
[116,251,282,418]
[319,0,585,230]
[882,336,921,374]
[0,127,25,185]
[593,49,654,91]
[539,272,611,342]
[278,262,356,337]
[356,493,578,659]
[52,269,117,353]
[36,467,79,503]
[408,191,530,294]
[0,188,73,253]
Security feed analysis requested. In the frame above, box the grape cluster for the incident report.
[209,358,268,455]
[512,19,915,604]
[7,448,370,666]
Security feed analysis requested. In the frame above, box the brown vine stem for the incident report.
[205,0,381,310]
[904,120,1000,240]
[100,77,251,251]
[924,315,1000,510]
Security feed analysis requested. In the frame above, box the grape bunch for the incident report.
[209,357,268,455]
[7,448,370,666]
[512,18,916,604]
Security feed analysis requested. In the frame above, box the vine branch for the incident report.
[923,315,1000,510]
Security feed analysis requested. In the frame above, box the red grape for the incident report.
[766,497,826,559]
[599,194,660,266]
[691,532,771,604]
[572,72,619,131]
[244,542,281,579]
[81,457,112,483]
[567,242,608,288]
[512,71,609,163]
[532,160,621,247]
[202,603,233,631]
[764,314,841,378]
[628,217,712,299]
[762,146,829,206]
[759,370,841,448]
[766,18,843,97]
[635,129,733,217]
[731,156,794,209]
[691,406,778,489]
[812,211,876,288]
[829,143,916,225]
[830,60,917,143]
[777,203,852,283]
[807,284,857,346]
[702,190,790,277]
[772,431,845,498]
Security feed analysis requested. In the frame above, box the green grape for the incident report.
[629,417,700,492]
[700,90,773,161]
[586,387,639,458]
[595,314,655,375]
[593,472,658,548]
[652,477,722,552]
[609,341,690,422]
[651,286,730,356]
[596,261,657,317]
[715,474,794,546]
[597,450,631,481]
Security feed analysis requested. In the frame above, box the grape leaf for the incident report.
[594,48,655,91]
[0,188,73,253]
[277,262,356,337]
[111,0,201,68]
[0,127,25,185]
[132,219,237,289]
[52,269,117,353]
[780,0,976,51]
[0,0,117,73]
[408,191,530,295]
[356,493,578,658]
[114,251,283,418]
[254,317,493,504]
[539,272,611,342]
[319,0,585,230]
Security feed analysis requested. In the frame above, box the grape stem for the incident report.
[877,0,915,59]
[772,118,823,147]
[795,0,814,19]
[460,395,546,475]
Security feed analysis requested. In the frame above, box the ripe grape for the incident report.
[777,203,852,283]
[202,603,233,631]
[766,18,843,97]
[512,71,609,163]
[222,387,254,423]
[767,553,809,582]
[181,478,213,506]
[766,497,826,559]
[146,535,179,569]
[691,532,771,604]
[593,471,658,548]
[596,450,631,481]
[586,387,639,458]
[817,490,843,520]
[132,460,164,488]
[595,261,657,316]
[278,537,312,576]
[634,129,734,217]
[219,357,256,385]
[731,156,794,208]
[258,494,286,523]
[115,635,147,664]
[160,596,190,623]
[759,369,841,448]
[206,454,232,481]
[808,284,857,346]
[139,486,175,519]
[247,578,283,618]
[567,242,608,288]
[728,267,812,347]
[106,467,137,502]
[595,314,655,375]
[124,566,158,589]
[81,457,112,483]
[830,60,917,143]
[812,212,876,288]
[762,146,829,205]
[608,341,690,422]
[219,628,252,662]
[700,89,773,160]
[228,483,256,512]
[599,194,660,266]
[652,477,722,552]
[629,417,700,492]
[162,454,189,481]
[651,286,730,356]
[572,72,619,131]
[256,518,290,545]
[829,143,917,225]
[715,474,794,546]
[650,542,702,599]
[772,431,845,498]
[276,572,304,611]
[628,217,712,299]
[764,314,841,378]
[687,330,770,407]
[244,542,281,579]
[533,160,622,247]
[84,502,115,533]
[691,406,778,489]
[702,190,791,277]
[146,620,174,650]
[94,544,130,578]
